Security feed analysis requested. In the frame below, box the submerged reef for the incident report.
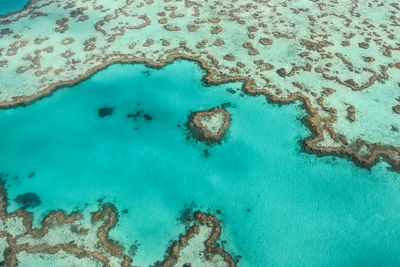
[98,107,114,118]
[187,108,231,145]
[0,0,400,170]
[14,193,41,209]
[0,180,234,266]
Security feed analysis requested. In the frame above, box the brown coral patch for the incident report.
[164,24,181,31]
[393,105,400,114]
[224,54,235,61]
[358,42,369,49]
[347,105,356,121]
[211,25,222,34]
[156,211,236,267]
[259,38,273,45]
[143,39,154,47]
[83,37,96,51]
[187,108,231,145]
[213,38,224,46]
[61,37,74,45]
[187,24,199,32]
[364,56,375,62]
[55,18,69,33]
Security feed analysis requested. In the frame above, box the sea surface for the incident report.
[1,60,400,266]
[0,0,30,16]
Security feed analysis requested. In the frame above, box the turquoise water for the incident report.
[1,61,400,266]
[0,0,30,15]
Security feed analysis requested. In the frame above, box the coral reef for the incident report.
[0,179,234,266]
[187,108,230,144]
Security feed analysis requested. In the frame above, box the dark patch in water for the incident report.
[28,172,35,178]
[178,202,196,226]
[233,255,243,264]
[127,110,142,119]
[226,87,237,94]
[143,114,152,120]
[128,240,140,257]
[122,209,128,214]
[14,193,41,209]
[142,70,151,76]
[216,209,222,214]
[221,102,231,109]
[98,107,114,118]
[246,208,251,213]
[127,110,153,122]
[203,149,210,158]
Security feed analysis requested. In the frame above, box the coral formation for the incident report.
[187,108,231,144]
[0,179,233,266]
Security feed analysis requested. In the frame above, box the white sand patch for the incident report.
[16,251,102,267]
[174,225,227,267]
[0,216,27,236]
[0,237,8,262]
[198,111,227,136]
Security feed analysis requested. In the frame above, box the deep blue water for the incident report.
[0,0,30,16]
[1,61,400,266]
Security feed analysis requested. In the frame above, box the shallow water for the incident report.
[0,0,30,15]
[1,61,400,266]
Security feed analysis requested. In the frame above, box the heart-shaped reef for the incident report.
[186,107,231,145]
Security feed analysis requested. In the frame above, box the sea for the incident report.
[1,60,400,266]
[1,1,400,266]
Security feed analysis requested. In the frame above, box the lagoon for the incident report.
[1,61,400,266]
